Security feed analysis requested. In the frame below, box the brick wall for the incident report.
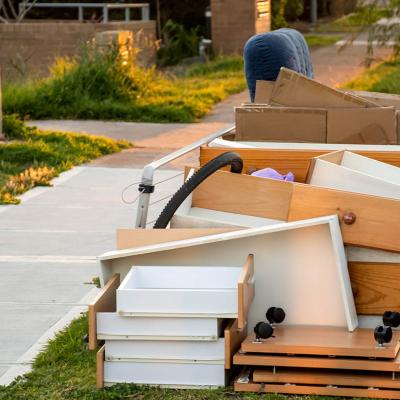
[211,0,271,55]
[0,21,156,80]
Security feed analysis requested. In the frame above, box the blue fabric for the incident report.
[243,28,314,101]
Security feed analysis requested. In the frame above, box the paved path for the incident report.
[3,41,392,384]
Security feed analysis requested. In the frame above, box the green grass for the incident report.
[304,34,343,48]
[342,60,400,94]
[315,6,388,33]
[0,313,324,400]
[0,115,130,204]
[3,49,246,123]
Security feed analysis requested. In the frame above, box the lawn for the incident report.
[342,60,400,94]
[304,34,343,48]
[3,52,246,123]
[0,115,130,204]
[0,313,310,400]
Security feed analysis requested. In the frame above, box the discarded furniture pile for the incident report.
[89,68,400,398]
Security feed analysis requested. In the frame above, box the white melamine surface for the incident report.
[341,151,400,184]
[105,339,225,361]
[104,361,226,386]
[117,266,242,316]
[99,216,358,331]
[97,312,222,340]
[309,159,400,199]
[209,138,400,151]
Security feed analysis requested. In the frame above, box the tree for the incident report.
[0,0,37,23]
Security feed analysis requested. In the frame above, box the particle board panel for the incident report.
[241,327,400,358]
[199,147,400,183]
[234,379,400,398]
[88,273,120,351]
[349,262,400,314]
[116,228,236,250]
[253,368,400,389]
[96,345,105,389]
[233,353,400,372]
[224,319,247,370]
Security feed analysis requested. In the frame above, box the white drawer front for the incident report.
[105,339,225,361]
[117,289,238,317]
[97,312,222,340]
[104,360,226,386]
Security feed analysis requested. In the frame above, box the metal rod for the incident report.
[134,124,235,228]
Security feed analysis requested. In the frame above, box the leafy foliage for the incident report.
[3,47,245,123]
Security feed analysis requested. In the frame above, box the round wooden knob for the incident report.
[343,212,356,225]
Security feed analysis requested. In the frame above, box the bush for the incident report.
[272,0,305,29]
[157,20,201,66]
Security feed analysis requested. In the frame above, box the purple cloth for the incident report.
[251,167,295,182]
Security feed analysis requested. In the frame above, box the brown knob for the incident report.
[343,212,356,225]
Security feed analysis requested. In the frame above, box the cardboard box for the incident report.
[327,107,397,144]
[255,80,274,104]
[235,106,327,142]
[397,110,400,144]
[271,68,379,108]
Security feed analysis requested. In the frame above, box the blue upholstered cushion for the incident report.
[244,28,314,101]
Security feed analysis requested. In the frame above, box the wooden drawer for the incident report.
[97,312,224,341]
[116,257,254,325]
[103,360,226,387]
[104,338,225,362]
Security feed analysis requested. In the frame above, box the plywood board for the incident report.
[88,273,120,350]
[241,326,400,358]
[233,352,400,372]
[349,262,400,314]
[96,345,105,389]
[224,319,247,370]
[234,379,400,399]
[99,216,358,331]
[253,368,400,389]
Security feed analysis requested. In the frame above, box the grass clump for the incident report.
[342,60,400,93]
[3,43,245,123]
[304,34,343,48]
[0,114,130,204]
[0,313,292,399]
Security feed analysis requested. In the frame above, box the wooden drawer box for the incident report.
[104,339,225,362]
[116,265,254,319]
[97,312,224,341]
[103,360,226,387]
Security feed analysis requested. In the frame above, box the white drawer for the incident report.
[104,360,226,387]
[116,258,254,323]
[97,312,223,341]
[105,339,225,362]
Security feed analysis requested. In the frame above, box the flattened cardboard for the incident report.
[349,90,400,109]
[327,107,397,145]
[272,68,378,109]
[255,80,274,104]
[235,106,327,142]
[397,110,400,144]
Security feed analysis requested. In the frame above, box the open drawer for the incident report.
[116,255,254,326]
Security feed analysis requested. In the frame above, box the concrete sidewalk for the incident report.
[0,166,181,384]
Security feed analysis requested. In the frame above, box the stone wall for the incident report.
[0,21,156,80]
[211,0,271,55]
